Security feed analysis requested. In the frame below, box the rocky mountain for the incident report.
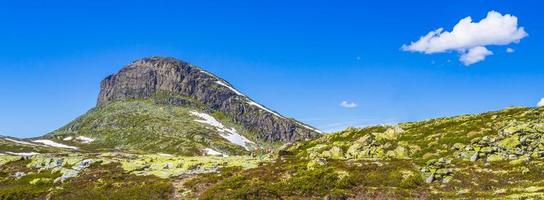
[1,57,321,157]
[97,57,321,142]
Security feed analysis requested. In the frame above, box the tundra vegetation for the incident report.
[2,106,544,199]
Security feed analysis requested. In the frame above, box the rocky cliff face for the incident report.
[97,57,321,142]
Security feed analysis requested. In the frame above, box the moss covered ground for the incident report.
[46,94,263,156]
[2,107,544,199]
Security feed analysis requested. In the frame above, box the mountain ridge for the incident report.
[97,57,321,142]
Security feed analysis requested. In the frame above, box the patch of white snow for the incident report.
[247,101,285,119]
[76,136,95,144]
[202,148,228,157]
[6,151,40,156]
[3,138,38,146]
[296,122,324,134]
[32,140,78,150]
[63,136,73,141]
[215,81,245,96]
[190,111,255,150]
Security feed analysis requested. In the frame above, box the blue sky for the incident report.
[1,1,543,137]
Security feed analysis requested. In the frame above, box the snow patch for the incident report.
[199,69,218,78]
[76,136,95,144]
[190,111,226,128]
[3,138,38,146]
[203,148,228,157]
[6,151,40,156]
[190,111,255,150]
[32,140,78,150]
[247,101,285,119]
[158,153,174,157]
[296,122,324,134]
[215,81,245,96]
[63,136,73,141]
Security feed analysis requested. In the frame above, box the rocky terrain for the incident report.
[97,57,320,142]
[3,106,544,199]
[1,57,544,199]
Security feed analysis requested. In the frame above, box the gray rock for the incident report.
[75,159,93,170]
[14,172,26,178]
[164,163,174,169]
[425,174,435,183]
[96,57,320,142]
[470,152,479,161]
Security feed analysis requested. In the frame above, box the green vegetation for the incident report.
[47,93,260,156]
[2,106,544,199]
[183,106,544,199]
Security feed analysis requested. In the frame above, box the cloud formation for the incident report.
[340,101,357,108]
[459,46,493,65]
[538,98,544,107]
[402,11,528,65]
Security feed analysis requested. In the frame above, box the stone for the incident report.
[164,163,174,169]
[387,146,408,159]
[486,154,503,162]
[14,172,26,178]
[452,143,465,150]
[307,158,327,170]
[442,176,453,183]
[499,135,521,149]
[470,152,479,161]
[436,168,450,175]
[373,128,400,141]
[321,146,344,159]
[425,174,435,183]
[480,147,494,153]
[75,159,93,170]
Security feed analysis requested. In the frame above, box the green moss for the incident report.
[498,135,521,149]
[49,162,172,200]
[47,97,256,156]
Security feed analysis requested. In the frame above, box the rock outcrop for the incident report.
[97,57,321,142]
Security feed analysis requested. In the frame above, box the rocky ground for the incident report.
[2,106,544,199]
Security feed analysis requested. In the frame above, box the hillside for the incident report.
[2,106,544,199]
[181,106,544,199]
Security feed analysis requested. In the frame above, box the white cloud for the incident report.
[538,98,544,107]
[340,101,357,108]
[459,46,493,65]
[402,11,528,65]
[506,48,515,53]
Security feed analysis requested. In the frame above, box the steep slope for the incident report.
[183,107,544,199]
[97,57,321,142]
[42,57,320,156]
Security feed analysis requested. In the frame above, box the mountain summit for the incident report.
[42,57,320,155]
[97,57,321,141]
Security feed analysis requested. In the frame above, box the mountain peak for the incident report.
[97,57,321,142]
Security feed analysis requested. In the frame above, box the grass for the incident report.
[2,106,544,199]
[46,94,258,156]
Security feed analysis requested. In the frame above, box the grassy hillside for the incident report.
[45,93,264,156]
[183,106,544,199]
[2,106,543,199]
